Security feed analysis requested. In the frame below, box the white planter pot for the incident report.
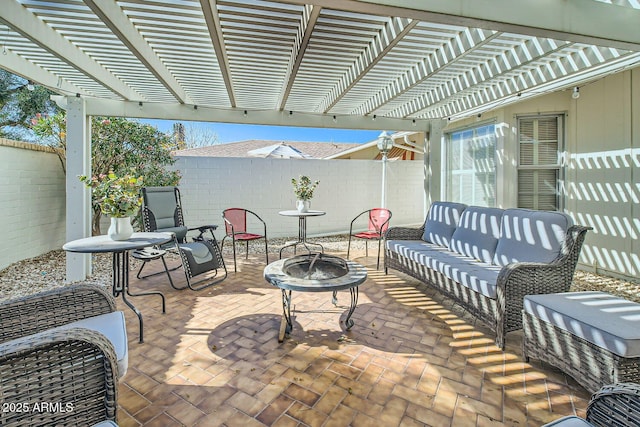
[108,216,134,241]
[296,200,310,213]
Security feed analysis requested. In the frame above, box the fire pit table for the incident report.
[264,253,367,342]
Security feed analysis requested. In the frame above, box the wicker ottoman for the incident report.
[522,291,640,394]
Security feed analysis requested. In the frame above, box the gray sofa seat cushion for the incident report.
[55,311,128,377]
[387,239,439,258]
[493,209,572,266]
[386,240,501,298]
[439,258,502,299]
[524,292,640,357]
[422,201,467,247]
[449,206,503,264]
[386,240,460,271]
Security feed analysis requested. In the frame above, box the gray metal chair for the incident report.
[139,186,227,291]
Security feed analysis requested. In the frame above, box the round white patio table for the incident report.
[278,210,326,258]
[63,232,173,343]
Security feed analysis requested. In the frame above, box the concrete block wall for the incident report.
[0,139,66,271]
[171,156,426,239]
[0,143,425,271]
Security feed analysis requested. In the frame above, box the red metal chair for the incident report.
[347,208,392,269]
[221,208,268,272]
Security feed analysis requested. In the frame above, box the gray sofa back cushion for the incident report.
[449,206,504,264]
[422,201,467,247]
[493,208,573,266]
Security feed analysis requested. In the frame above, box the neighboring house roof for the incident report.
[327,131,425,160]
[173,140,359,159]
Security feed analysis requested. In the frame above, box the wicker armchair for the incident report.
[543,383,640,427]
[0,284,121,426]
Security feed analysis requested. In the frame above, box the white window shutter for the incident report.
[517,115,563,210]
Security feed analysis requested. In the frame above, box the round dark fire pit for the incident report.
[264,253,367,341]
[283,254,347,281]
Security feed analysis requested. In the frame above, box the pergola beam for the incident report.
[440,51,640,121]
[0,49,88,97]
[396,37,571,118]
[83,0,192,104]
[320,16,418,113]
[420,49,640,120]
[53,97,423,132]
[278,4,322,111]
[287,0,640,52]
[0,0,139,100]
[200,0,236,107]
[356,28,500,116]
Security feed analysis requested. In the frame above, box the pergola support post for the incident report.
[425,119,445,212]
[65,95,92,282]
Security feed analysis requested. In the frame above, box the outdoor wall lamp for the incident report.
[377,130,393,155]
[572,87,580,99]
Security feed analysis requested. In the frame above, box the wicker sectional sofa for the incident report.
[384,201,592,348]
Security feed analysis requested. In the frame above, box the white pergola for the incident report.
[1,0,639,280]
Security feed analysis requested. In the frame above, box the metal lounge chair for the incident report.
[221,208,269,272]
[347,208,392,269]
[139,186,227,291]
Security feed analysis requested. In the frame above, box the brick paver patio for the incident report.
[115,248,590,426]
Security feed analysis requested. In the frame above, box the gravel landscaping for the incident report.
[1,235,638,303]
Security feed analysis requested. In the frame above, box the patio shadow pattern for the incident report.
[115,248,591,426]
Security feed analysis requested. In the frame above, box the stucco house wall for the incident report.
[435,66,639,280]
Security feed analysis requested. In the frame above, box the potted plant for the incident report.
[291,175,319,213]
[79,172,144,240]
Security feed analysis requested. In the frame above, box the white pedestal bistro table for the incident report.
[63,232,173,343]
[278,210,326,258]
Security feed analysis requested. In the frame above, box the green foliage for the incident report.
[32,112,67,172]
[0,70,60,140]
[291,175,320,201]
[34,112,181,234]
[79,172,144,218]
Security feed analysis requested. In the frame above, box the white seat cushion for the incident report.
[542,415,593,427]
[524,292,640,358]
[91,421,119,427]
[57,311,128,378]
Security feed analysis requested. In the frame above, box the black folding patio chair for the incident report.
[138,186,227,291]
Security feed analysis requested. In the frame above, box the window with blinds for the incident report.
[517,115,564,211]
[445,123,496,206]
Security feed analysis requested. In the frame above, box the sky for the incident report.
[141,119,380,145]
